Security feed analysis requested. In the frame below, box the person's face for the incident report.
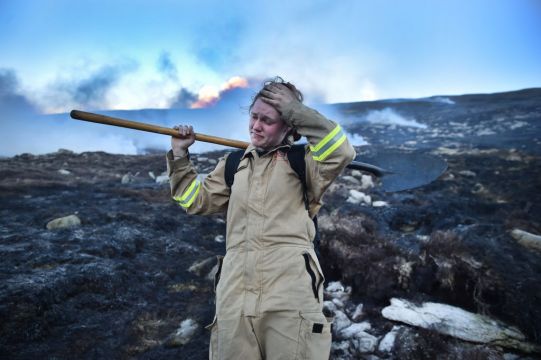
[249,98,291,151]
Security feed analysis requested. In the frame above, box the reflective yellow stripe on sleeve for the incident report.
[309,124,347,161]
[173,178,201,208]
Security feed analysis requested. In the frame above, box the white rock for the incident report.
[477,128,496,136]
[58,169,71,175]
[323,300,337,313]
[197,156,208,162]
[509,121,527,130]
[326,281,345,293]
[378,325,402,352]
[188,257,215,277]
[442,173,455,181]
[148,171,156,179]
[395,260,414,289]
[332,298,344,308]
[46,214,81,230]
[372,201,388,207]
[215,235,225,243]
[206,264,219,282]
[208,159,217,164]
[458,170,477,177]
[346,190,371,205]
[168,318,199,346]
[342,175,360,185]
[325,281,351,302]
[350,303,364,321]
[332,310,352,332]
[511,229,541,252]
[339,321,372,339]
[352,333,378,353]
[121,173,134,184]
[155,174,170,184]
[351,170,363,178]
[381,298,541,353]
[416,235,430,242]
[506,153,523,162]
[360,175,375,190]
[471,183,487,194]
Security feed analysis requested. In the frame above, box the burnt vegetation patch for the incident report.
[1,89,541,358]
[321,144,541,347]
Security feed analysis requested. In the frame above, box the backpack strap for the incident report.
[288,145,322,259]
[224,150,245,187]
[286,144,309,210]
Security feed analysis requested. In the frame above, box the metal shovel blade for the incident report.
[357,151,448,192]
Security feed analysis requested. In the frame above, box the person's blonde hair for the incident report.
[249,76,303,112]
[249,76,303,142]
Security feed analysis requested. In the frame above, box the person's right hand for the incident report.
[171,125,195,157]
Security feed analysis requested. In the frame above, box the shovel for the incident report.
[70,110,446,191]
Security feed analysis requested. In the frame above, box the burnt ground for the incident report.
[0,151,226,359]
[1,88,540,359]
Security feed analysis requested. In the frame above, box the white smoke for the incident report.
[364,108,427,129]
[346,132,369,146]
[311,103,369,147]
[431,97,455,105]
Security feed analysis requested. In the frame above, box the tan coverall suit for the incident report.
[167,102,356,359]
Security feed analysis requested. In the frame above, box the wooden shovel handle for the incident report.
[70,110,250,149]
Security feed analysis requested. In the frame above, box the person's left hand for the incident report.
[259,84,300,117]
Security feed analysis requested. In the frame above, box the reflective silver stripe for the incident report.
[173,179,201,208]
[310,126,346,161]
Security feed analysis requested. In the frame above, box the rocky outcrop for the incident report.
[46,214,81,229]
[382,298,541,354]
[166,319,200,347]
[511,229,541,252]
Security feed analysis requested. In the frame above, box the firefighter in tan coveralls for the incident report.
[167,78,356,359]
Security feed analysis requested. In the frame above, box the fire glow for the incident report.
[190,76,249,109]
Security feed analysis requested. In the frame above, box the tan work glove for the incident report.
[259,83,305,127]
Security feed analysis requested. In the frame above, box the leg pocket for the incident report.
[296,312,332,360]
[302,251,325,303]
[213,255,224,293]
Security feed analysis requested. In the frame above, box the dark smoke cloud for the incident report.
[73,63,136,107]
[0,68,37,116]
[49,61,137,110]
[170,87,198,108]
[157,52,197,108]
[157,51,178,80]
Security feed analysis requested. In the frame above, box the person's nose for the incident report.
[252,118,263,131]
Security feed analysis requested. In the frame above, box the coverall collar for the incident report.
[243,143,292,160]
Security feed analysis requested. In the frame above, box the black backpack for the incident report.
[224,144,321,258]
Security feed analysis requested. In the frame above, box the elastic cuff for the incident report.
[167,149,190,161]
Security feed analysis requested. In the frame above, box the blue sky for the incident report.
[1,0,540,114]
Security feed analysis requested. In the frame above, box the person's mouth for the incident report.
[251,132,263,140]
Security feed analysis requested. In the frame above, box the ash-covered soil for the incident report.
[1,88,540,359]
